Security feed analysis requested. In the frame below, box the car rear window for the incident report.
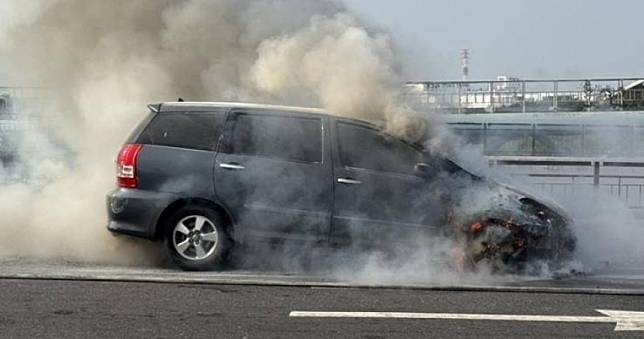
[337,122,422,174]
[226,113,322,164]
[135,111,226,151]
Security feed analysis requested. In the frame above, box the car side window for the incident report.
[337,122,422,174]
[226,113,322,164]
[136,111,226,151]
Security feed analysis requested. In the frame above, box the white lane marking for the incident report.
[289,309,644,331]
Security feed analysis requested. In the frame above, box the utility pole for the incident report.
[460,49,470,81]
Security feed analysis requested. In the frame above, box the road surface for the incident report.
[1,278,643,338]
[0,258,642,338]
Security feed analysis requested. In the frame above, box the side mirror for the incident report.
[414,162,434,178]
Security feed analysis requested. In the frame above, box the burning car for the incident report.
[106,102,575,272]
[445,173,576,273]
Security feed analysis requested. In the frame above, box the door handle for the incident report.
[219,163,245,170]
[337,178,362,185]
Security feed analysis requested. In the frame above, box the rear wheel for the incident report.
[163,206,230,271]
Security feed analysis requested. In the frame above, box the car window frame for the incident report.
[222,110,325,166]
[335,120,425,175]
[135,110,227,152]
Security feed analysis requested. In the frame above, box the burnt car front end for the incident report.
[431,159,576,274]
[452,184,576,273]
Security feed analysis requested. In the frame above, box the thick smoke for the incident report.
[552,187,644,270]
[0,1,430,267]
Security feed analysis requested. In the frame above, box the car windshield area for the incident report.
[434,157,468,174]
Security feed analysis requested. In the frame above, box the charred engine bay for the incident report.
[436,167,577,275]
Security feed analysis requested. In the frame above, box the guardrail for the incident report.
[406,77,644,113]
[489,156,644,208]
[448,121,644,158]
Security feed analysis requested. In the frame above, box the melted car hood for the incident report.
[440,158,571,223]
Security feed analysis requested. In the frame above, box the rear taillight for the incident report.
[116,144,143,188]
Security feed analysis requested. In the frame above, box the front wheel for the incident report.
[163,206,230,271]
[462,220,528,273]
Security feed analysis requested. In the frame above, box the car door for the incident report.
[214,110,332,242]
[330,120,445,246]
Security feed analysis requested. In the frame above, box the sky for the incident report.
[345,0,644,81]
[1,0,642,83]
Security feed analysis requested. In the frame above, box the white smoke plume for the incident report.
[556,189,644,270]
[0,1,429,265]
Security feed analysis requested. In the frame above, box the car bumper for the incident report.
[106,188,179,240]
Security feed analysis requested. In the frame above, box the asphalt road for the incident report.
[0,278,642,338]
[1,257,643,338]
[2,257,644,293]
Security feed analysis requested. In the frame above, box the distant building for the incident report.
[621,79,644,109]
[494,75,521,91]
[405,77,644,113]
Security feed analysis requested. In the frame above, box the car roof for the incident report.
[152,101,426,150]
[156,101,328,115]
[153,101,383,127]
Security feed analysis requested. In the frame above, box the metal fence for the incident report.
[406,77,644,113]
[448,122,644,158]
[489,157,644,208]
[0,86,46,117]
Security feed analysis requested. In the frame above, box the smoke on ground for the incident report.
[0,1,432,269]
[559,192,644,270]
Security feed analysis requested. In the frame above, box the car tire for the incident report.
[163,206,231,271]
